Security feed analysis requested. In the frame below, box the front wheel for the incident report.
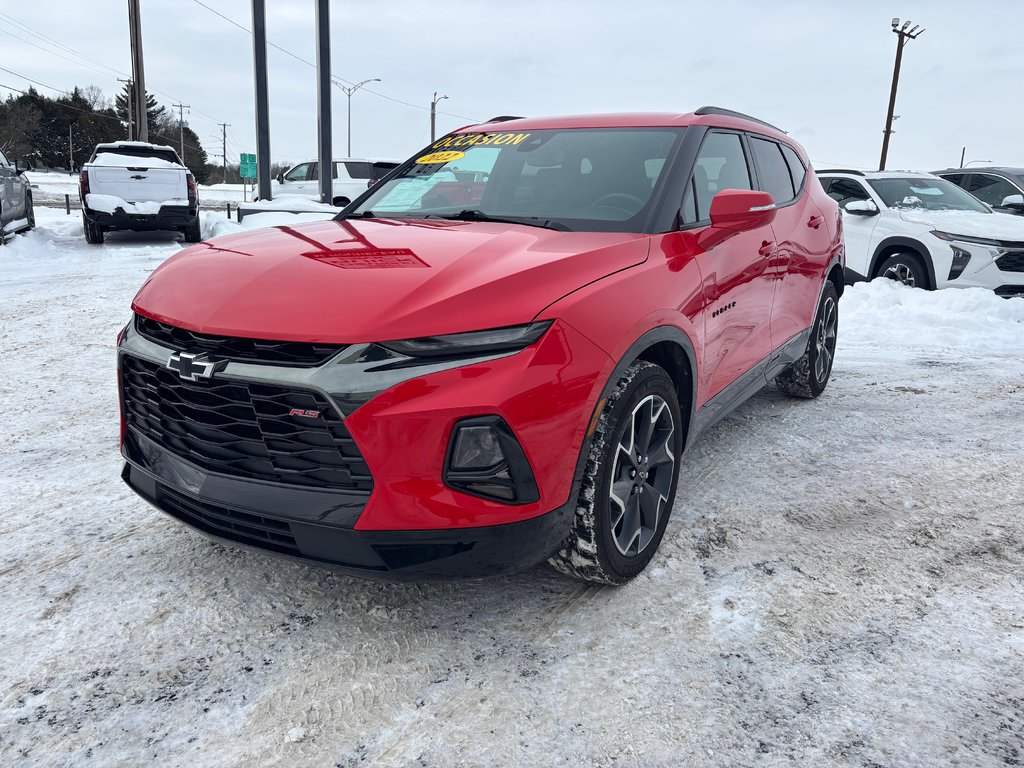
[24,194,35,231]
[876,252,931,289]
[776,281,838,399]
[549,360,683,585]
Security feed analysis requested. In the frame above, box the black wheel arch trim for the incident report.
[870,236,936,288]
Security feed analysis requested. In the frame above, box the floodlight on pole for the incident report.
[879,18,925,171]
[430,92,449,142]
[334,77,381,157]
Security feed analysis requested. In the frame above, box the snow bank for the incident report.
[85,194,190,215]
[205,211,336,240]
[840,279,1024,356]
[240,194,340,212]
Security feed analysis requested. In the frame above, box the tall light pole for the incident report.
[879,18,924,171]
[172,102,190,160]
[334,78,380,157]
[430,91,448,142]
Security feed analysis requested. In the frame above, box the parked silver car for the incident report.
[0,148,34,239]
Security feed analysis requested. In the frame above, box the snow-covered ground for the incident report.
[1,208,1023,767]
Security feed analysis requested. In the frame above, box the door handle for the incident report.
[807,215,824,229]
[758,240,775,258]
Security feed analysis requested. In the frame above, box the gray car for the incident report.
[933,167,1024,216]
[0,149,34,239]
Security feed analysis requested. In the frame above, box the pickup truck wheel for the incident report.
[24,194,35,231]
[332,197,350,208]
[548,360,682,585]
[776,281,838,399]
[183,219,202,243]
[83,219,104,245]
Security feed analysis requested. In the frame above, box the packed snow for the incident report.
[84,194,190,215]
[86,152,183,169]
[1,207,1022,767]
[239,194,343,213]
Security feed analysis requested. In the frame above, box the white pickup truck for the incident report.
[79,141,199,244]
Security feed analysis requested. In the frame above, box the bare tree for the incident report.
[80,85,111,111]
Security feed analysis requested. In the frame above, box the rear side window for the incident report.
[750,137,795,204]
[681,131,752,225]
[344,162,374,179]
[780,144,806,194]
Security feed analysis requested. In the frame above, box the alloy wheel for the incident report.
[814,296,837,383]
[883,262,916,287]
[608,394,675,556]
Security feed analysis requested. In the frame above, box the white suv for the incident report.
[818,170,1024,298]
[275,157,399,207]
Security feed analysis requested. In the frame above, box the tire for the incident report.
[332,197,350,208]
[23,194,34,231]
[83,217,104,244]
[183,218,202,243]
[549,360,683,585]
[776,281,839,399]
[875,252,931,289]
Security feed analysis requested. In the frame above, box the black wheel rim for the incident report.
[609,394,675,557]
[814,296,837,383]
[883,262,916,287]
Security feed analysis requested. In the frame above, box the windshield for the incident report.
[348,128,682,232]
[868,177,991,212]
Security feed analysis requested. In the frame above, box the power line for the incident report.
[188,0,480,122]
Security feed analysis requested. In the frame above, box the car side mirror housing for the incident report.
[844,199,879,216]
[1000,194,1024,210]
[276,172,284,184]
[695,189,776,251]
[15,159,30,174]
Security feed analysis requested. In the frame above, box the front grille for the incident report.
[995,250,1024,273]
[121,354,373,491]
[157,484,300,556]
[135,314,345,366]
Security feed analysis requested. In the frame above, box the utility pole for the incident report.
[879,18,924,171]
[335,78,380,157]
[314,0,332,205]
[127,0,148,142]
[430,91,448,143]
[218,123,229,184]
[252,0,272,201]
[117,77,133,140]
[172,103,190,160]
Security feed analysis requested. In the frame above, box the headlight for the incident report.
[931,230,1000,247]
[379,321,552,359]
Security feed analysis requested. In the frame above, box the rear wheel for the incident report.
[876,252,931,289]
[549,361,682,585]
[83,217,104,244]
[183,218,202,243]
[776,282,838,399]
[332,197,351,208]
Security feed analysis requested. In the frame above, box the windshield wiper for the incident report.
[427,209,570,231]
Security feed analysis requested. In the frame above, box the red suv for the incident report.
[118,108,844,584]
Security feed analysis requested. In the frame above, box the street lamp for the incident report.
[879,18,925,171]
[964,160,993,167]
[430,91,449,142]
[334,77,381,157]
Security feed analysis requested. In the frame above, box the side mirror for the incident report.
[276,172,284,184]
[844,199,879,216]
[696,189,776,250]
[1000,194,1024,210]
[15,159,30,174]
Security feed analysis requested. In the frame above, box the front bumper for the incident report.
[929,236,1024,293]
[85,204,197,232]
[122,445,572,580]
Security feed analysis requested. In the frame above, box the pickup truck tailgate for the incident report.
[87,166,187,203]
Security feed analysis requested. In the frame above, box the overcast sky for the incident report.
[1,0,1020,171]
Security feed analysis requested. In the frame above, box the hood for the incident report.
[899,209,1024,241]
[132,218,649,342]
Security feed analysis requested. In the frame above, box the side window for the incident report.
[826,178,871,207]
[681,132,752,225]
[940,172,964,187]
[344,162,373,180]
[284,163,312,182]
[968,174,1020,206]
[750,137,795,204]
[780,144,806,194]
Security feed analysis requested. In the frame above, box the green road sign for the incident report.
[239,153,257,179]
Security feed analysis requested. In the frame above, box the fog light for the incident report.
[451,425,505,470]
[444,416,539,504]
[948,246,972,280]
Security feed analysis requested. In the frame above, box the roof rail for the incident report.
[483,115,526,123]
[815,168,868,176]
[694,106,784,133]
